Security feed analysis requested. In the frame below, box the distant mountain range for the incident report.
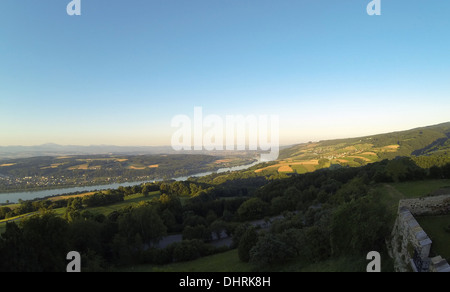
[0,144,177,160]
[1,122,449,161]
[0,144,263,160]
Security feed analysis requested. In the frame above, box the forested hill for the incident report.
[252,122,450,175]
[285,122,450,159]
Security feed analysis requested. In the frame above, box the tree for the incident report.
[0,222,26,272]
[330,196,391,256]
[210,220,227,240]
[161,209,177,232]
[303,226,331,262]
[329,177,368,205]
[249,233,296,267]
[183,214,207,228]
[0,207,11,220]
[0,213,69,272]
[270,196,292,214]
[172,240,207,262]
[231,223,251,249]
[222,210,234,222]
[142,183,159,196]
[278,228,306,257]
[111,234,136,266]
[159,193,183,223]
[429,166,443,179]
[159,193,172,204]
[206,210,218,225]
[67,219,103,255]
[385,157,424,182]
[238,227,259,263]
[118,206,167,246]
[182,225,211,242]
[70,197,83,210]
[442,163,450,178]
[237,198,269,221]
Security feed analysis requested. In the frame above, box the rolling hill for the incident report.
[254,122,450,174]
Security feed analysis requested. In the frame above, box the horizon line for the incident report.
[0,121,449,148]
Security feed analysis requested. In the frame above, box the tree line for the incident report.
[0,183,161,221]
[1,156,450,271]
[0,182,248,271]
[232,157,450,269]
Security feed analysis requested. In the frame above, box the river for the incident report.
[0,160,261,204]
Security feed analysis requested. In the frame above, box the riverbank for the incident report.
[0,160,261,204]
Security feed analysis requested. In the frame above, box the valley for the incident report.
[1,122,450,272]
[0,154,257,194]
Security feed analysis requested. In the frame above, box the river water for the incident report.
[0,160,260,204]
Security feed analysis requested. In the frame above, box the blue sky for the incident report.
[1,0,450,146]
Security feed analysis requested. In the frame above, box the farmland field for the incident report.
[0,154,257,193]
[87,192,160,216]
[278,165,293,172]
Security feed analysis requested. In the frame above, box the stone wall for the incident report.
[430,256,450,273]
[398,195,450,216]
[390,207,432,272]
[389,195,450,272]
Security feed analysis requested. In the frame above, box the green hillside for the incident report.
[254,122,450,175]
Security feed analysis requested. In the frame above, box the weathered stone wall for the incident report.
[389,195,450,272]
[398,195,450,216]
[430,256,450,272]
[390,207,432,272]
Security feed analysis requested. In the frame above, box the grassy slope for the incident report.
[119,248,364,272]
[87,191,160,216]
[121,247,395,273]
[376,179,450,226]
[390,179,450,198]
[257,122,450,175]
[416,215,450,261]
[122,249,253,272]
[388,179,450,262]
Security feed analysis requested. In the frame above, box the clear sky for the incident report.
[1,0,450,146]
